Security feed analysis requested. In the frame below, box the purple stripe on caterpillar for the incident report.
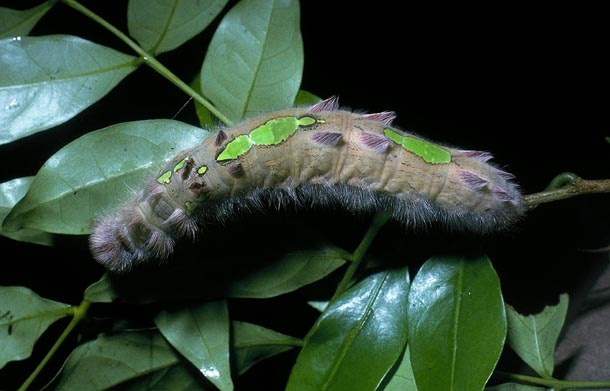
[310,131,344,146]
[492,185,520,205]
[359,131,392,153]
[458,169,490,190]
[362,111,396,126]
[459,150,494,162]
[308,95,340,113]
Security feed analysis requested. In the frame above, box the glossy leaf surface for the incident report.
[407,256,506,391]
[286,267,410,390]
[0,177,52,245]
[155,300,233,391]
[0,35,137,144]
[128,0,228,54]
[200,0,303,122]
[3,120,209,234]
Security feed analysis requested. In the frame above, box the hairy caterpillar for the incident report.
[90,97,524,272]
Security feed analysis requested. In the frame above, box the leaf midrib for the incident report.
[449,260,465,389]
[238,1,275,120]
[322,272,389,389]
[0,59,138,90]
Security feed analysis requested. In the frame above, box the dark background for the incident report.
[1,1,608,389]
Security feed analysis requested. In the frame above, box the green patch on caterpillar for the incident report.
[217,134,252,161]
[217,116,317,161]
[383,128,451,164]
[156,170,172,184]
[173,157,189,172]
[185,201,198,215]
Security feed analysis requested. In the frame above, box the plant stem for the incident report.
[496,370,610,390]
[524,173,610,209]
[545,172,581,190]
[60,0,233,126]
[18,300,90,391]
[329,211,392,303]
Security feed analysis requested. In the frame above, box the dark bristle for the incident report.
[214,130,228,147]
[181,158,194,180]
[188,181,206,192]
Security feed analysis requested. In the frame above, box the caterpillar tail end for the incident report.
[89,204,176,274]
[89,187,201,273]
[89,216,167,274]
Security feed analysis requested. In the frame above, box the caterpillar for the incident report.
[90,97,524,273]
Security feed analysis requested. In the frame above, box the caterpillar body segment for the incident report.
[90,97,524,272]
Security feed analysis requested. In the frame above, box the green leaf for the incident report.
[380,346,418,391]
[155,300,234,391]
[85,245,348,303]
[0,35,137,145]
[119,364,211,391]
[0,177,52,245]
[0,286,71,369]
[3,120,210,234]
[83,273,116,303]
[486,384,547,391]
[605,136,609,144]
[192,86,318,130]
[128,0,228,55]
[200,0,303,122]
[407,255,506,391]
[294,90,321,106]
[114,322,300,389]
[286,267,410,391]
[307,300,328,312]
[224,247,347,298]
[506,294,569,378]
[0,2,54,38]
[232,321,301,375]
[52,332,181,391]
[190,73,221,130]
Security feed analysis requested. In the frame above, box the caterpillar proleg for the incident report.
[90,97,524,272]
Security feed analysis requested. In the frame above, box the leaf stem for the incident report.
[495,370,610,390]
[524,173,610,209]
[60,0,233,126]
[329,211,392,303]
[17,300,90,391]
